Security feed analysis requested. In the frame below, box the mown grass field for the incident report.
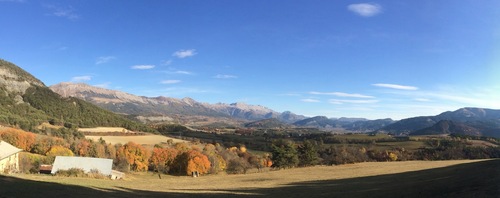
[1,159,498,198]
[85,134,187,145]
[78,127,132,133]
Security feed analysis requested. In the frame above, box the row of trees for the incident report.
[270,139,500,169]
[0,127,272,175]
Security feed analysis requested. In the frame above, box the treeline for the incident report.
[270,139,500,169]
[0,128,272,175]
[23,86,154,132]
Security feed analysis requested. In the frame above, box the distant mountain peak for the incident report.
[49,82,306,123]
[0,59,45,94]
[380,107,500,137]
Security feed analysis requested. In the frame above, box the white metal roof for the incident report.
[0,141,22,160]
[51,156,113,175]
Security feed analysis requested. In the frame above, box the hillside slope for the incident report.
[0,59,152,132]
[379,107,500,137]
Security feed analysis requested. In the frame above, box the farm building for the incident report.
[0,141,22,174]
[51,156,124,179]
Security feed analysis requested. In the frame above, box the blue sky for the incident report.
[1,0,499,120]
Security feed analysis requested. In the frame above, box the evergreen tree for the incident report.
[270,139,299,169]
[298,140,320,167]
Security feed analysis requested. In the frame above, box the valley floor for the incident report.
[1,159,499,198]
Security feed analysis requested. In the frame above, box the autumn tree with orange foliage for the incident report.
[150,147,178,174]
[74,139,91,157]
[0,128,36,151]
[172,149,211,176]
[186,150,211,176]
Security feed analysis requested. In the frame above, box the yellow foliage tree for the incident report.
[388,152,398,161]
[123,142,150,171]
[46,145,74,163]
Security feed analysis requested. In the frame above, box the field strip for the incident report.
[78,127,130,133]
[85,135,187,145]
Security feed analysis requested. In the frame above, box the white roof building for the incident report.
[51,156,124,179]
[51,156,113,175]
[0,141,23,173]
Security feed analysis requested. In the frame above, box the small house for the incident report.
[39,164,53,174]
[0,141,22,173]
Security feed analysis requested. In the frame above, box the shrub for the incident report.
[87,169,107,179]
[56,168,86,177]
[226,158,251,174]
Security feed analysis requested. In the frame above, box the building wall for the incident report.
[0,153,19,173]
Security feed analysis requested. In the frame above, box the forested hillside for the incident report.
[0,59,153,132]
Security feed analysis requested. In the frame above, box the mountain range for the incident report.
[1,58,500,138]
[49,82,306,123]
[49,80,500,138]
[377,108,500,137]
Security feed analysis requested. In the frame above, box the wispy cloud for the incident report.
[71,75,91,82]
[160,80,181,84]
[329,99,378,104]
[347,3,382,17]
[94,82,111,88]
[214,74,238,79]
[163,70,194,75]
[162,60,172,65]
[374,85,500,113]
[131,65,155,70]
[309,91,374,98]
[45,5,79,20]
[175,70,193,75]
[96,56,116,65]
[173,49,197,58]
[372,83,419,90]
[301,99,321,103]
[414,98,431,102]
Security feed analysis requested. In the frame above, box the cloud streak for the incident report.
[214,74,238,79]
[96,56,116,64]
[310,91,374,98]
[301,99,321,103]
[348,3,382,17]
[131,65,155,70]
[173,49,197,58]
[45,5,79,20]
[160,80,181,84]
[329,99,378,104]
[372,83,419,90]
[71,75,91,82]
[94,82,111,88]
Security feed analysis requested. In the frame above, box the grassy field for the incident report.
[85,134,187,145]
[1,159,498,197]
[374,141,426,150]
[78,127,132,133]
